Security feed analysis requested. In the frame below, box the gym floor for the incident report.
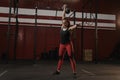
[0,60,120,80]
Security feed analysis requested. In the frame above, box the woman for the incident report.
[53,4,79,76]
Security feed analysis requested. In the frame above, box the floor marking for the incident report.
[81,69,96,76]
[0,70,8,77]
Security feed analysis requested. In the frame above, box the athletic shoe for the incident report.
[73,73,77,79]
[53,70,60,75]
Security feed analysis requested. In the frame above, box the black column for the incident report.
[34,5,38,63]
[13,0,19,61]
[81,9,84,62]
[94,0,98,64]
[6,0,12,63]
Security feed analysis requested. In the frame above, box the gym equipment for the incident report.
[65,8,70,14]
[62,4,70,14]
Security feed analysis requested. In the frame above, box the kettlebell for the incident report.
[65,8,70,14]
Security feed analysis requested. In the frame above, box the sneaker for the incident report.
[73,73,76,75]
[53,70,60,75]
[73,73,77,79]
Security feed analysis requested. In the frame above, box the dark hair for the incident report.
[63,18,70,28]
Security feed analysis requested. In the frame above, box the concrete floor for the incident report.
[0,60,120,80]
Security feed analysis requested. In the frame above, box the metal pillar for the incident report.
[6,0,12,63]
[13,0,19,61]
[73,11,76,25]
[81,9,84,62]
[94,0,98,64]
[34,5,38,64]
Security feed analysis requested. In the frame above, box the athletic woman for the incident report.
[53,4,79,77]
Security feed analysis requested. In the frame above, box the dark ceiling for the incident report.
[0,0,120,13]
[0,0,83,11]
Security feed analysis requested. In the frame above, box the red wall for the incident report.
[0,26,7,58]
[0,25,119,61]
[0,25,61,60]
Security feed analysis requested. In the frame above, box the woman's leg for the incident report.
[56,44,66,72]
[66,43,76,73]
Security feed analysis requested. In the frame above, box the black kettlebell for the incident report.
[65,8,70,14]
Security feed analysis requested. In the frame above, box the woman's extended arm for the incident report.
[68,23,81,31]
[62,4,67,20]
